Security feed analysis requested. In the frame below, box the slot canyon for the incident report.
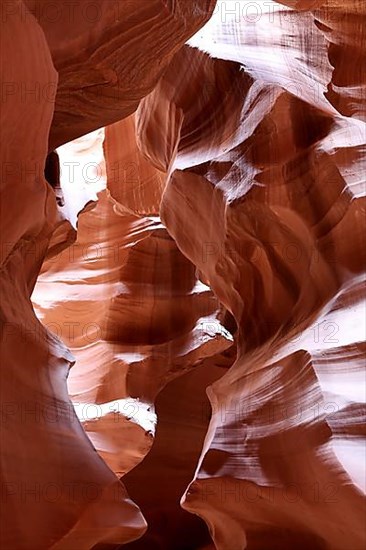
[0,1,365,549]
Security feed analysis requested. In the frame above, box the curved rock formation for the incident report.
[1,0,365,549]
[0,4,145,550]
[24,0,217,149]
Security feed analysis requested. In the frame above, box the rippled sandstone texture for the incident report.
[1,0,365,549]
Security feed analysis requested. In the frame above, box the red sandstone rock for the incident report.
[23,0,217,149]
[1,0,365,549]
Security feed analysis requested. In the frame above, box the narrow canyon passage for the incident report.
[0,1,365,549]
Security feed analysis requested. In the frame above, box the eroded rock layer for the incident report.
[0,4,144,550]
[1,0,365,549]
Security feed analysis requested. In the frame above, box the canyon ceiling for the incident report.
[0,1,365,549]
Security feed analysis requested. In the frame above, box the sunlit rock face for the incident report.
[1,0,365,549]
